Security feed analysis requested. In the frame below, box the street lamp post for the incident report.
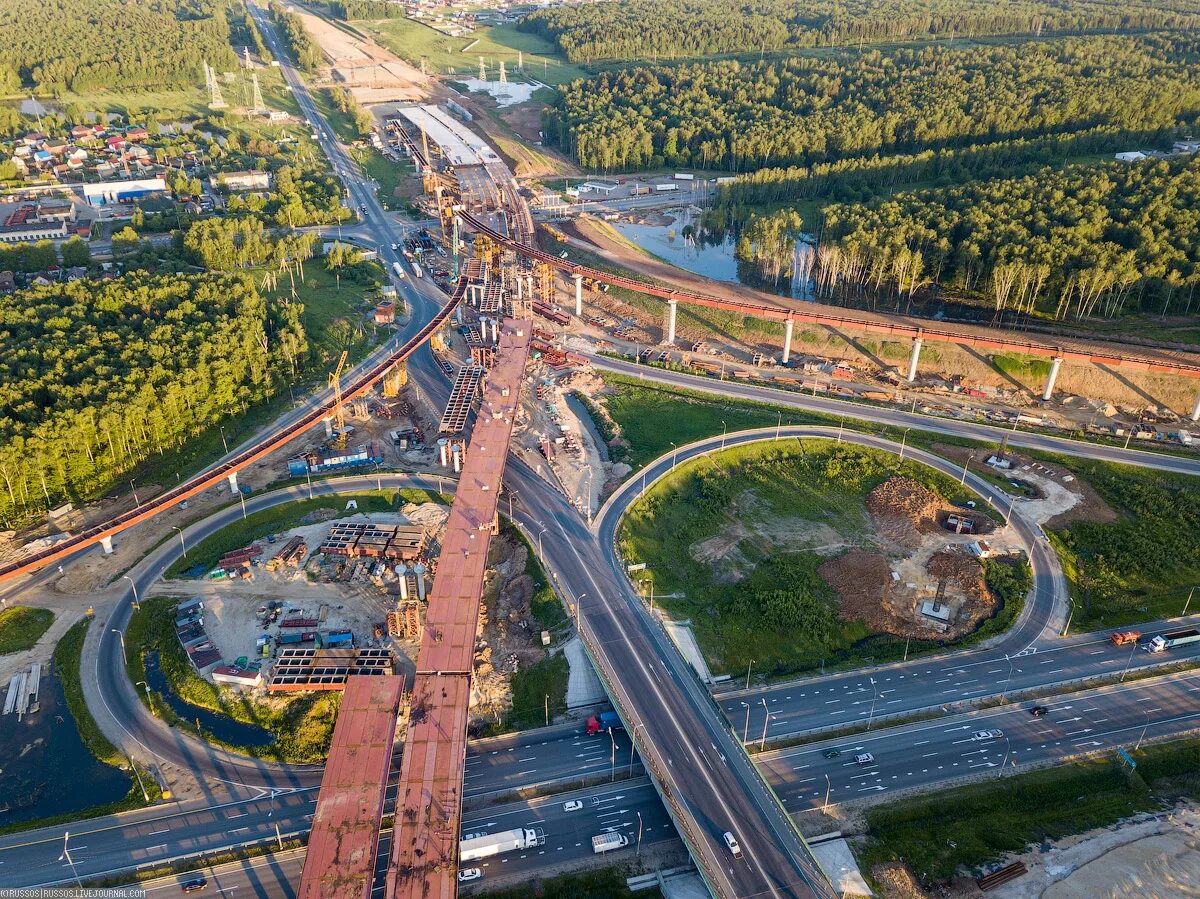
[1000,654,1014,700]
[899,428,911,460]
[136,679,154,713]
[220,425,229,454]
[998,734,1011,779]
[59,832,83,889]
[759,698,772,751]
[1136,708,1152,750]
[122,574,139,609]
[822,773,832,813]
[866,677,879,730]
[745,659,754,690]
[669,442,678,471]
[741,701,751,744]
[130,479,141,508]
[1185,585,1196,617]
[636,810,644,857]
[111,628,126,665]
[609,727,617,782]
[775,410,782,440]
[1120,636,1138,682]
[171,526,187,558]
[720,420,727,449]
[1062,598,1076,637]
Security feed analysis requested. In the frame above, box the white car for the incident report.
[458,868,482,883]
[563,800,583,812]
[723,831,742,857]
[854,753,875,766]
[972,729,1003,741]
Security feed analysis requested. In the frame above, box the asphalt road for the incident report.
[758,670,1200,813]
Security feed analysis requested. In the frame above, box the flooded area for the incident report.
[143,653,274,748]
[612,212,743,284]
[0,671,131,826]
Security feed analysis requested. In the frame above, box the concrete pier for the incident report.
[574,273,583,316]
[906,337,923,382]
[782,318,794,365]
[1042,356,1064,401]
[666,298,678,344]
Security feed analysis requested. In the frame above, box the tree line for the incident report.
[0,273,307,523]
[542,33,1200,172]
[519,0,1200,63]
[754,157,1200,320]
[332,0,407,20]
[269,1,323,72]
[0,0,237,94]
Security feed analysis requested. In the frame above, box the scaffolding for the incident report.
[438,364,485,435]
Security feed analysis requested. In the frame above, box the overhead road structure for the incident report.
[385,319,532,899]
[0,280,466,584]
[458,214,1200,399]
[298,675,406,899]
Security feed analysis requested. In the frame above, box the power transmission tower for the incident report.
[251,72,265,114]
[498,61,506,84]
[478,56,486,80]
[243,46,253,68]
[517,51,524,72]
[205,61,227,109]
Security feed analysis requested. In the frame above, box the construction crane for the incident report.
[328,350,348,448]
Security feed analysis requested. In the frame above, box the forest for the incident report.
[0,273,307,523]
[270,1,323,72]
[737,157,1200,319]
[520,0,1200,62]
[0,0,237,94]
[543,33,1200,171]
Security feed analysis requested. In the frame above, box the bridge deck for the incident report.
[386,319,532,899]
[298,675,406,899]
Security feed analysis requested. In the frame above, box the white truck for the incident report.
[673,172,695,181]
[391,261,406,279]
[459,828,544,862]
[410,260,424,278]
[1145,628,1200,653]
[591,832,630,854]
[654,183,679,192]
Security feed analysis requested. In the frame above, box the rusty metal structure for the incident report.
[384,319,531,899]
[298,675,406,899]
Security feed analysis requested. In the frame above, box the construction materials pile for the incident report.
[865,477,951,548]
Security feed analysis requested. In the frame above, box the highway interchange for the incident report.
[4,5,1200,898]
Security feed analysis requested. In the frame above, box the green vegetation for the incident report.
[164,490,413,576]
[502,522,567,632]
[1043,456,1200,629]
[990,353,1054,382]
[544,34,1200,172]
[505,653,569,732]
[0,606,53,654]
[820,156,1200,319]
[0,0,236,95]
[362,18,589,86]
[601,373,823,469]
[0,273,303,525]
[619,440,990,676]
[861,737,1200,884]
[479,866,660,899]
[350,144,414,211]
[126,598,339,762]
[270,1,323,72]
[519,0,1200,63]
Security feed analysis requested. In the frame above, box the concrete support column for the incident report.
[573,273,583,316]
[782,318,794,365]
[516,276,523,301]
[415,564,427,600]
[227,472,239,494]
[666,298,678,345]
[397,566,409,599]
[906,337,923,383]
[323,418,334,437]
[100,535,114,555]
[1042,356,1064,401]
[438,438,449,467]
[1191,391,1200,422]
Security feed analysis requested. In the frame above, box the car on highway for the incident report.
[972,729,1004,740]
[822,748,840,758]
[563,800,584,812]
[181,878,207,893]
[723,831,742,857]
[854,752,875,765]
[1029,706,1049,717]
[458,868,482,883]
[391,243,400,250]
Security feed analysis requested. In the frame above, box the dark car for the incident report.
[181,878,207,893]
[1029,705,1049,717]
[822,748,840,759]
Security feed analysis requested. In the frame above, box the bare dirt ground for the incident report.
[556,216,1200,416]
[991,803,1200,899]
[0,608,81,685]
[812,477,1006,639]
[288,4,428,103]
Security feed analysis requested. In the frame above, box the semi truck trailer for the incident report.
[1145,628,1200,653]
[459,828,544,862]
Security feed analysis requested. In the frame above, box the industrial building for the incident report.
[81,177,168,207]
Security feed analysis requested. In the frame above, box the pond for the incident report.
[143,653,274,748]
[0,671,131,826]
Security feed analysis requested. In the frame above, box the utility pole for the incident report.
[59,832,83,889]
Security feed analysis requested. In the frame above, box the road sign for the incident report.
[1117,746,1136,769]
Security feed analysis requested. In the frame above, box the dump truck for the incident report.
[459,828,544,862]
[1109,631,1141,646]
[1145,628,1200,653]
[592,833,630,854]
[586,711,623,734]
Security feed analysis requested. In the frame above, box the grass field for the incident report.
[363,19,588,85]
[126,597,340,762]
[1037,454,1200,629]
[860,736,1200,884]
[477,866,661,899]
[618,439,992,677]
[504,653,569,732]
[350,145,414,211]
[0,606,54,654]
